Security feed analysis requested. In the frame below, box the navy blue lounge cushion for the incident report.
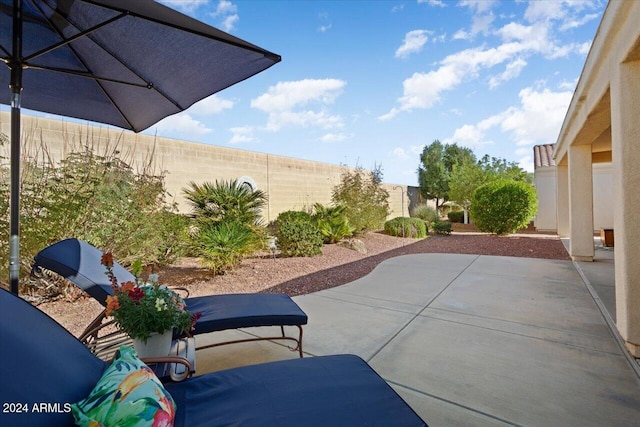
[0,288,107,427]
[166,354,426,427]
[187,293,307,335]
[32,238,134,304]
[0,288,426,426]
[32,239,308,336]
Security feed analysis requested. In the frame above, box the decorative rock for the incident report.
[337,239,367,254]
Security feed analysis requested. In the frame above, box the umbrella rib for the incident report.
[28,0,138,129]
[29,0,187,114]
[25,64,152,88]
[23,13,127,63]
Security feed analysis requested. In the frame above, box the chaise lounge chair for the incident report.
[0,288,427,426]
[31,238,307,360]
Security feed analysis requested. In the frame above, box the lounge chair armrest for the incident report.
[141,355,193,382]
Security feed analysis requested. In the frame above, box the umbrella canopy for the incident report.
[0,0,281,293]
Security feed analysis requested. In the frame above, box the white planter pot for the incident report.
[132,330,173,358]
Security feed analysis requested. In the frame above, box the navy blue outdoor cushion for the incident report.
[32,239,308,336]
[187,293,307,335]
[0,288,107,427]
[0,288,426,426]
[166,354,426,427]
[32,238,133,305]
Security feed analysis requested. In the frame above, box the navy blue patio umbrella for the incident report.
[0,0,281,293]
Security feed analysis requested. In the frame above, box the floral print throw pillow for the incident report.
[71,345,176,427]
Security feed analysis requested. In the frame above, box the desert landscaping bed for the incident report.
[39,230,569,337]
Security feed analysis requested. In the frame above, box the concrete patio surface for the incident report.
[195,250,640,426]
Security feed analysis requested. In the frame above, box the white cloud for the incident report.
[489,57,527,89]
[392,147,410,160]
[560,13,600,31]
[228,126,256,145]
[154,113,212,138]
[410,145,424,155]
[445,85,573,169]
[319,24,332,33]
[395,30,431,58]
[211,0,239,32]
[391,4,404,13]
[251,79,346,131]
[418,0,446,7]
[189,95,234,115]
[456,0,498,38]
[160,0,207,13]
[452,29,471,41]
[459,0,497,14]
[220,14,239,32]
[518,155,535,173]
[558,77,578,91]
[320,133,346,143]
[213,0,237,16]
[382,14,590,119]
[524,0,601,33]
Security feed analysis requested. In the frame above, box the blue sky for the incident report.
[7,0,608,186]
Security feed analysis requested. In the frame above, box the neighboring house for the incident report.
[553,0,640,357]
[533,144,613,233]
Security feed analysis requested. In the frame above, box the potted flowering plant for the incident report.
[101,253,200,356]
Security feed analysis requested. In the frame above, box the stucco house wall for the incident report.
[533,144,613,232]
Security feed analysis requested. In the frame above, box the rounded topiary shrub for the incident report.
[384,217,427,238]
[470,180,538,235]
[275,210,323,257]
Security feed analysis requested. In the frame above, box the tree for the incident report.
[449,155,531,223]
[449,159,487,220]
[417,140,475,210]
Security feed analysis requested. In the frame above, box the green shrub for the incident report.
[447,210,465,223]
[312,203,354,244]
[194,221,263,274]
[411,203,438,223]
[431,220,452,235]
[275,211,323,257]
[470,179,538,235]
[384,217,427,238]
[0,136,186,295]
[332,167,390,234]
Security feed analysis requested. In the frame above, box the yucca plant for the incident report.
[312,203,354,244]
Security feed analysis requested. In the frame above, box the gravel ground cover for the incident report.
[39,229,569,337]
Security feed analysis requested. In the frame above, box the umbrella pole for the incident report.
[9,0,23,295]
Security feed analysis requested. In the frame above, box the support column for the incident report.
[611,60,640,357]
[556,163,569,237]
[568,145,594,261]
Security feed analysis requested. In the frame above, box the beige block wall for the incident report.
[0,111,410,224]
